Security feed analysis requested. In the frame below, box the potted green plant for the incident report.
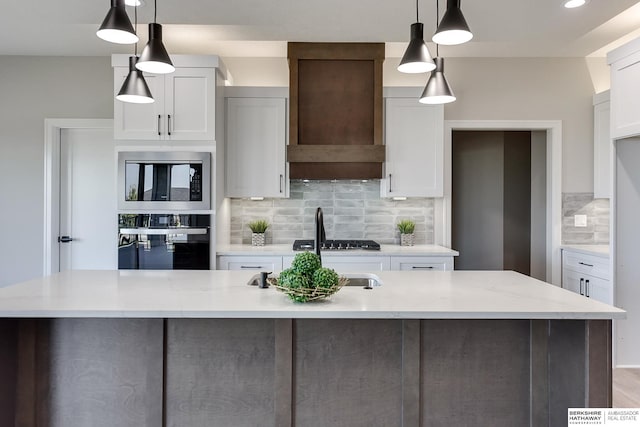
[397,219,416,246]
[248,220,269,246]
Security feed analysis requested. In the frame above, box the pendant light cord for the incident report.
[154,0,157,23]
[416,0,419,22]
[435,0,439,57]
[134,4,138,56]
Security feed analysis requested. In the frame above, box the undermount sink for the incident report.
[247,273,383,289]
[342,273,383,289]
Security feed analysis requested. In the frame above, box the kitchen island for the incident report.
[0,270,624,427]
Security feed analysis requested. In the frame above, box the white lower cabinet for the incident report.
[283,255,391,272]
[561,249,611,305]
[217,256,283,272]
[218,254,454,272]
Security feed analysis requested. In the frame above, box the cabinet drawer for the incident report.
[217,256,282,271]
[562,251,609,280]
[390,256,454,271]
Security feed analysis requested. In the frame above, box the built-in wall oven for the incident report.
[118,151,210,211]
[118,214,210,270]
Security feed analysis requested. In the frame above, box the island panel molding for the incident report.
[0,317,614,427]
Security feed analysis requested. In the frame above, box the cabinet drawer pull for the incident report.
[585,279,590,298]
[157,114,162,136]
[389,174,392,193]
[412,266,434,269]
[579,278,584,296]
[280,174,284,193]
[240,265,263,269]
[578,262,594,267]
[168,114,172,136]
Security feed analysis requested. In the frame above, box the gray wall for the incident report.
[230,180,434,245]
[0,56,113,287]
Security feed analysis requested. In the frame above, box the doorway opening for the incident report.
[436,120,562,285]
[451,130,547,280]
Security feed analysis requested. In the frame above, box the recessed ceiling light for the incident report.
[124,0,144,5]
[564,0,589,8]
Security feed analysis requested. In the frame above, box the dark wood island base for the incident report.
[0,318,611,427]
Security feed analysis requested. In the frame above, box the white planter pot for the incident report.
[400,233,414,246]
[251,233,266,246]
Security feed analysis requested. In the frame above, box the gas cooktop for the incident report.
[292,239,381,251]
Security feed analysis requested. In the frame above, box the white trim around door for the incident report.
[43,119,114,276]
[435,120,562,285]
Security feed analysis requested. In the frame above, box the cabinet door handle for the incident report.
[240,265,263,269]
[389,174,392,193]
[279,174,284,193]
[578,262,594,267]
[157,115,162,136]
[167,114,172,136]
[585,279,590,298]
[412,266,434,269]
[579,278,584,296]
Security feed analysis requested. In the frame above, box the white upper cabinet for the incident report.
[381,94,444,198]
[112,55,222,141]
[225,88,288,198]
[608,38,640,140]
[593,91,611,199]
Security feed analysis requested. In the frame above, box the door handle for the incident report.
[579,278,584,296]
[58,236,74,243]
[279,174,284,193]
[167,114,172,136]
[157,114,162,136]
[389,174,392,193]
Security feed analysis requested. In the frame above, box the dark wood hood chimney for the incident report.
[287,42,385,179]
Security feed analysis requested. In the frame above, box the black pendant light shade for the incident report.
[432,0,473,45]
[398,23,436,73]
[136,23,175,74]
[117,56,154,104]
[419,57,456,104]
[96,0,139,44]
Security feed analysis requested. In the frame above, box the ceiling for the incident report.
[1,0,639,58]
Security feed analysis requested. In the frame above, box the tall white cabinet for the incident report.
[608,37,640,367]
[225,88,288,198]
[381,89,444,198]
[593,91,611,199]
[112,55,223,141]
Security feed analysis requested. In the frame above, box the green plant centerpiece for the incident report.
[397,219,416,246]
[248,220,269,246]
[270,252,347,302]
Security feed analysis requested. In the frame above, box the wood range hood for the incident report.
[287,42,385,179]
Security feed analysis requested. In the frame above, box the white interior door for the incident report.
[59,128,117,271]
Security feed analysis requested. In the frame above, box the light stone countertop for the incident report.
[560,245,610,258]
[0,270,624,320]
[216,244,459,257]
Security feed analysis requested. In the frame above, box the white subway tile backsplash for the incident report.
[562,193,609,245]
[230,180,435,245]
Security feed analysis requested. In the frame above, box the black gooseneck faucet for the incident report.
[315,207,326,263]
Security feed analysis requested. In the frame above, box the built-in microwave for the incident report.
[118,151,211,210]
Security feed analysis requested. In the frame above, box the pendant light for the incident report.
[420,0,456,104]
[419,57,456,104]
[432,0,473,46]
[398,0,435,73]
[136,0,175,74]
[117,6,154,104]
[96,0,139,45]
